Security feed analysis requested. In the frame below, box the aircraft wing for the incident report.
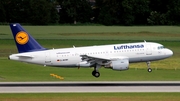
[81,55,110,61]
[80,55,128,65]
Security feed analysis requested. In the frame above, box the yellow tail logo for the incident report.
[15,31,29,45]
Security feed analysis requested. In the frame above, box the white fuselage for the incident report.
[9,42,173,67]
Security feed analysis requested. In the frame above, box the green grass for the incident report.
[0,57,180,81]
[0,26,180,100]
[0,39,179,81]
[1,25,180,40]
[0,93,180,101]
[0,25,180,81]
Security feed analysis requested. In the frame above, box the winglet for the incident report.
[10,23,46,53]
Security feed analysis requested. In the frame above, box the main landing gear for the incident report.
[147,61,152,72]
[92,64,101,78]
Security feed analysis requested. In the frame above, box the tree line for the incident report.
[0,0,180,25]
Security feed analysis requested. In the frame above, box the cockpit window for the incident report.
[158,46,164,49]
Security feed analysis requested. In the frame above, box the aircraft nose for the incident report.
[167,49,173,57]
[8,55,12,60]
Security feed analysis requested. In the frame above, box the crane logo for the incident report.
[16,31,29,45]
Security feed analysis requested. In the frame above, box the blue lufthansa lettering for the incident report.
[114,44,144,50]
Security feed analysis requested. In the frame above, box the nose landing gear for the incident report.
[147,61,152,72]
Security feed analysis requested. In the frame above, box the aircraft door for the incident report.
[146,45,152,55]
[45,52,51,64]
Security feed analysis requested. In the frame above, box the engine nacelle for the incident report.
[105,59,129,71]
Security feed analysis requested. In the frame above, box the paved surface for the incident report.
[0,81,180,93]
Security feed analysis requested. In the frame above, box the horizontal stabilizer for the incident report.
[16,54,34,58]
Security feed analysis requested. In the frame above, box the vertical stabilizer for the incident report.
[10,23,46,53]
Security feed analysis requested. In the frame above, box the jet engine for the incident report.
[105,59,129,71]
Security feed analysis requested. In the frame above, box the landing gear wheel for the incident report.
[92,64,101,78]
[92,70,100,78]
[92,70,96,76]
[148,68,152,72]
[94,72,100,78]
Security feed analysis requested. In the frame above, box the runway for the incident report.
[0,81,180,93]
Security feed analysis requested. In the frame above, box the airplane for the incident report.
[8,23,173,78]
